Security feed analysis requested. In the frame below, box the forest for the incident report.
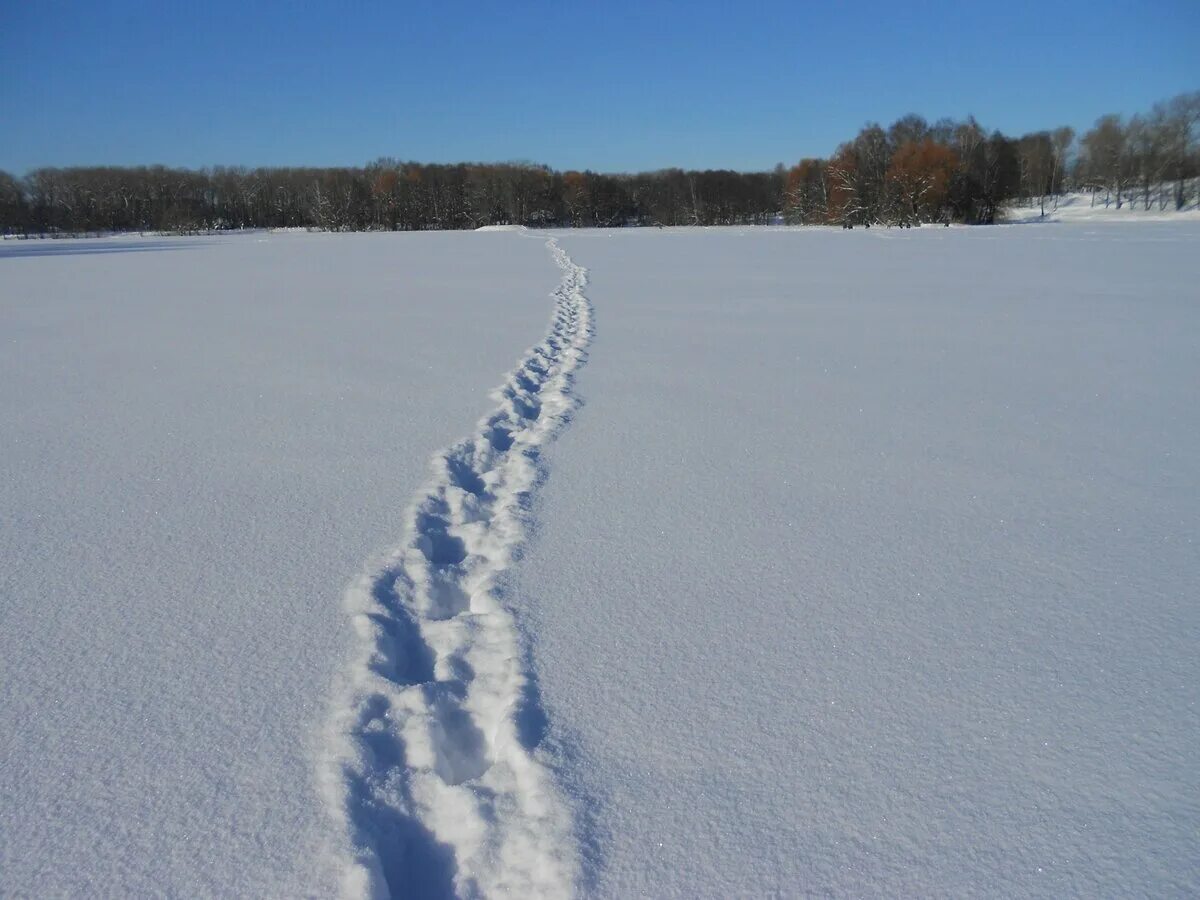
[2,91,1196,234]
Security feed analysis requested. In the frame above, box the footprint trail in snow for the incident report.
[322,235,592,899]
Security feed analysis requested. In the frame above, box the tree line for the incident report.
[1,91,1196,235]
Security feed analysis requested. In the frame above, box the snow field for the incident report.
[2,221,1197,898]
[510,222,1200,897]
[1003,184,1200,223]
[0,231,564,897]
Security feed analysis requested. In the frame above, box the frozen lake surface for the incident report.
[2,223,1197,897]
[0,231,558,896]
[519,223,1199,897]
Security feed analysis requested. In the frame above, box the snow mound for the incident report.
[475,224,528,232]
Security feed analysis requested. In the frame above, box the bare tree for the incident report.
[1018,132,1054,215]
[1050,126,1075,206]
[1127,114,1167,210]
[1081,114,1130,208]
[1160,91,1200,210]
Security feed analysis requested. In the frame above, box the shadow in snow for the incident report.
[0,240,200,259]
[368,575,435,685]
[513,663,550,752]
[347,712,459,900]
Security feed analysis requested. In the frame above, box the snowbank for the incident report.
[1004,184,1200,223]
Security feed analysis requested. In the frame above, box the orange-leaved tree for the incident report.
[886,139,958,224]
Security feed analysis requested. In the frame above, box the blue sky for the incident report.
[1,0,1196,175]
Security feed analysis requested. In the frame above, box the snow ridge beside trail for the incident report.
[323,236,591,899]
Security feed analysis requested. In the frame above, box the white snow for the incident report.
[324,236,590,898]
[1004,184,1200,223]
[3,222,1198,898]
[513,223,1200,897]
[0,231,563,897]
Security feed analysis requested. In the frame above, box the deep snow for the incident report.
[2,223,1198,898]
[0,231,561,897]
[513,223,1200,897]
[324,236,590,898]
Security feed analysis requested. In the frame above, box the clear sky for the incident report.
[1,0,1196,175]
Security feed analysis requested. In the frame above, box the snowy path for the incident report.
[323,236,592,898]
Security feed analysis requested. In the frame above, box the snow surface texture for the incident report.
[512,223,1200,897]
[3,223,1198,898]
[323,236,591,899]
[0,232,563,897]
